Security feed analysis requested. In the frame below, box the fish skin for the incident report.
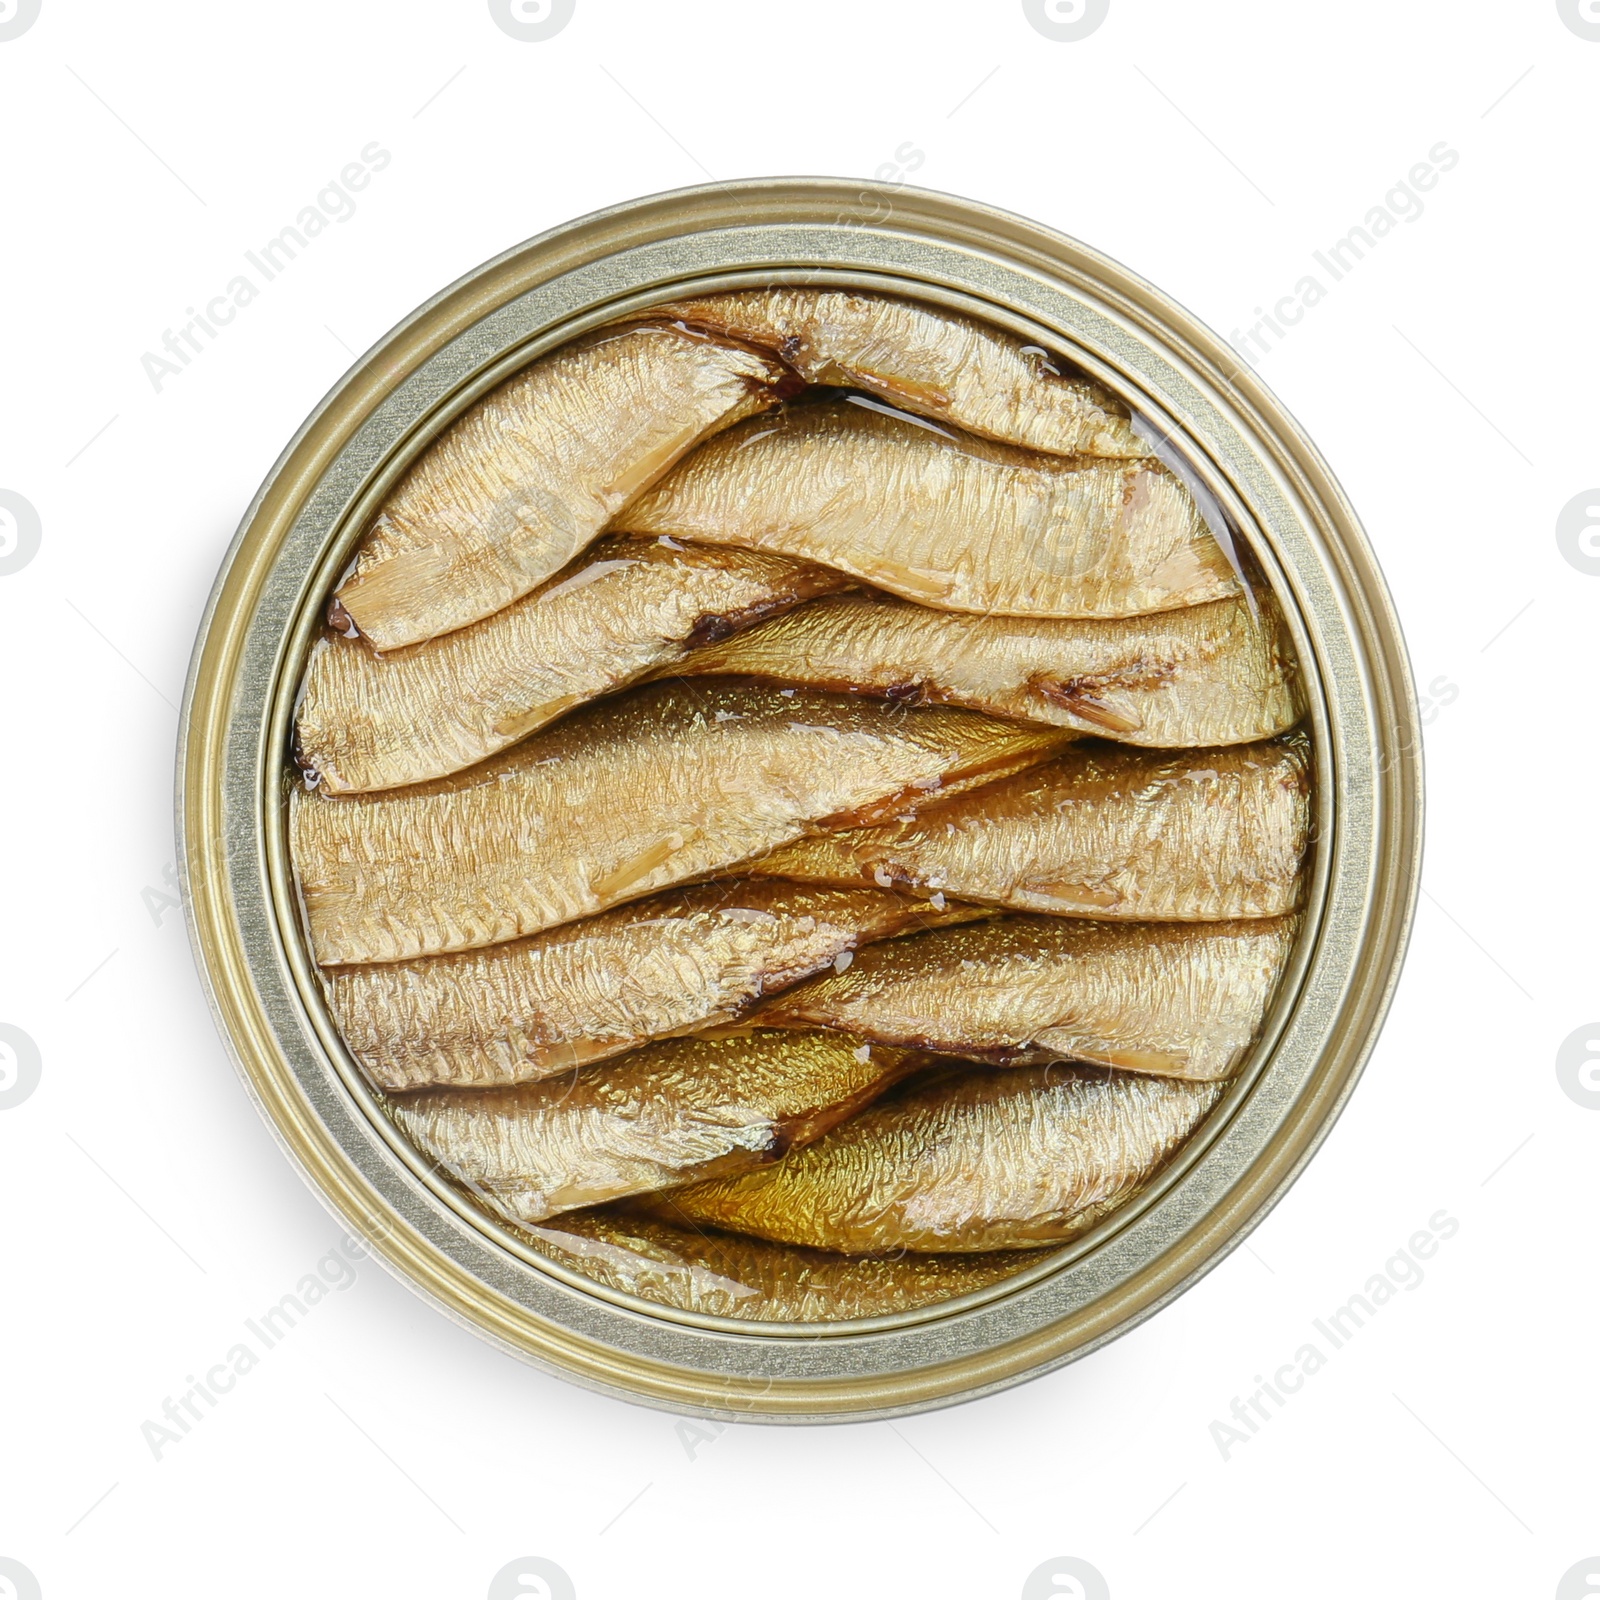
[298,537,850,794]
[325,879,989,1091]
[665,587,1298,742]
[755,914,1296,1080]
[521,1210,1045,1322]
[333,324,789,650]
[615,398,1237,619]
[755,738,1310,923]
[290,680,1071,965]
[389,1030,921,1224]
[654,287,1145,457]
[657,1065,1223,1252]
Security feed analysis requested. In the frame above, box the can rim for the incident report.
[177,177,1423,1421]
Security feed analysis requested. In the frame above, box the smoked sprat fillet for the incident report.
[655,1066,1224,1252]
[666,588,1298,744]
[325,880,988,1091]
[655,286,1145,457]
[291,680,1071,965]
[757,915,1296,1080]
[616,398,1238,618]
[285,281,1315,1322]
[522,1211,1045,1322]
[332,324,791,650]
[298,536,850,793]
[389,1031,921,1224]
[756,739,1310,922]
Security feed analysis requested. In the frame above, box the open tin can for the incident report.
[178,179,1422,1421]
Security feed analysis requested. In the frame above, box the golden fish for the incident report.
[756,739,1309,922]
[654,286,1144,456]
[298,537,849,794]
[291,680,1070,965]
[389,1030,919,1224]
[522,1210,1045,1322]
[332,324,789,650]
[756,915,1296,1079]
[325,879,987,1091]
[657,1065,1223,1252]
[615,398,1237,618]
[666,587,1298,742]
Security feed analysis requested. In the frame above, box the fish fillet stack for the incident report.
[290,290,1310,1324]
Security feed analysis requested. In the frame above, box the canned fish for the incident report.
[179,180,1421,1420]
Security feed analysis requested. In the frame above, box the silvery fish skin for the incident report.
[522,1210,1044,1322]
[615,398,1237,618]
[290,680,1070,965]
[324,879,988,1091]
[333,324,789,650]
[389,1030,920,1224]
[756,739,1309,922]
[654,287,1144,457]
[658,1066,1223,1252]
[298,537,849,794]
[756,915,1296,1080]
[666,587,1298,742]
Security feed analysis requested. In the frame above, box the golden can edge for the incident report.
[177,178,1422,1421]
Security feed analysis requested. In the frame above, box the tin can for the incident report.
[178,179,1422,1421]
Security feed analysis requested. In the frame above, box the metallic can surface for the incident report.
[178,180,1422,1421]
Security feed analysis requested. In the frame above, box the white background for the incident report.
[1,2,1596,1597]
